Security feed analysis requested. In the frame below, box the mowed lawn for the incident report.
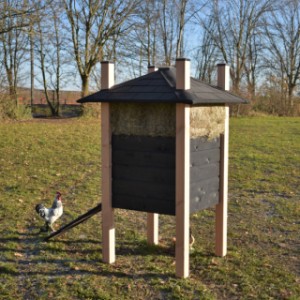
[0,117,299,300]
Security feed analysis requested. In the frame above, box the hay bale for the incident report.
[190,106,225,139]
[111,103,176,137]
[111,103,225,139]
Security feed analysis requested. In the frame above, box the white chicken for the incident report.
[35,191,63,232]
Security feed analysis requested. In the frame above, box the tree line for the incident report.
[0,0,299,118]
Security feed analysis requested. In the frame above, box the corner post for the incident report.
[215,63,230,257]
[101,61,114,89]
[175,103,190,278]
[147,64,159,245]
[101,61,115,264]
[217,63,230,91]
[175,58,191,278]
[215,105,229,256]
[101,103,115,264]
[147,213,159,245]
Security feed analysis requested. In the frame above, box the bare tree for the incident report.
[0,0,33,35]
[206,0,274,95]
[175,0,188,58]
[244,31,260,101]
[29,18,34,107]
[264,0,300,114]
[158,0,175,65]
[134,0,159,67]
[63,0,139,97]
[34,2,69,116]
[193,16,218,83]
[0,0,29,114]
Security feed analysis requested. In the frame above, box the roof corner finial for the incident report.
[217,63,230,91]
[101,61,114,90]
[176,58,191,90]
[148,65,157,74]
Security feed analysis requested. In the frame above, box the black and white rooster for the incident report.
[35,191,63,232]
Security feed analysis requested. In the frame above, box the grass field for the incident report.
[0,117,299,299]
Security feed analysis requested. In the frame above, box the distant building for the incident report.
[16,87,82,105]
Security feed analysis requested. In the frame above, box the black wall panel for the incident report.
[112,135,176,215]
[111,134,221,215]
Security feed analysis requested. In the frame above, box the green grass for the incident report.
[0,117,299,299]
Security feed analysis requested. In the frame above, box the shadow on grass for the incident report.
[3,260,174,279]
[1,228,177,280]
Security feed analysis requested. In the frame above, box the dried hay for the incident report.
[111,103,176,137]
[190,106,225,139]
[110,103,225,139]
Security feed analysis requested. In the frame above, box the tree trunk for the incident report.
[176,0,187,58]
[288,85,295,115]
[30,26,34,107]
[81,75,90,97]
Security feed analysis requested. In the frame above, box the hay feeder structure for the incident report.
[78,59,247,278]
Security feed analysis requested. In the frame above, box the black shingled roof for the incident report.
[77,67,248,105]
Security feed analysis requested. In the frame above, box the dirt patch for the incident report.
[19,117,85,124]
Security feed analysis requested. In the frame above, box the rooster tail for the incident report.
[35,204,46,218]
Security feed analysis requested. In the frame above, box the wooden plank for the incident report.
[112,135,175,153]
[112,149,175,168]
[215,105,229,257]
[45,204,102,241]
[112,164,175,184]
[147,213,159,245]
[112,179,175,202]
[175,103,190,278]
[112,194,175,215]
[101,103,115,264]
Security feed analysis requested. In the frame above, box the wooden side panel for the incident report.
[101,103,115,264]
[190,163,219,182]
[190,178,219,212]
[190,137,221,213]
[111,135,176,215]
[175,103,190,278]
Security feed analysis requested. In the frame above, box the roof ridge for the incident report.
[159,67,176,89]
[110,71,155,90]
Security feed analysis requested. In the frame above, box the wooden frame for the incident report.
[101,102,115,264]
[215,105,229,256]
[175,103,190,278]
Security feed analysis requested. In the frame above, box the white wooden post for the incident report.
[175,103,190,278]
[101,61,115,89]
[217,64,230,91]
[146,65,159,246]
[147,213,159,245]
[215,105,229,256]
[101,61,115,264]
[101,103,115,264]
